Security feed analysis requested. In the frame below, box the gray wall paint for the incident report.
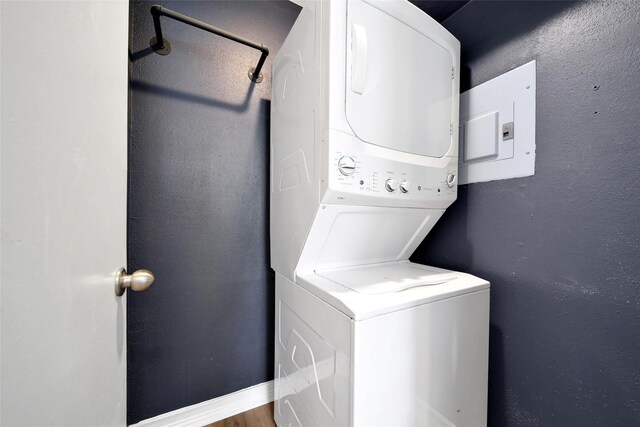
[127,1,299,423]
[412,1,640,425]
[410,0,470,23]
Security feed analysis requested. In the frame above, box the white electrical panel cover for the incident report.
[458,60,536,184]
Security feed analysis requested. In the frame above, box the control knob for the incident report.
[385,179,397,192]
[338,156,356,176]
[400,181,409,193]
[446,173,456,188]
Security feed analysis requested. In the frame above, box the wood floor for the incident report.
[206,402,276,427]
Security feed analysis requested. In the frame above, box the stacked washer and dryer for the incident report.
[270,1,489,425]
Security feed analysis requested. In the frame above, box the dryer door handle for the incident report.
[351,23,368,94]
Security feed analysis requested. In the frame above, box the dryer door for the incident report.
[345,0,456,158]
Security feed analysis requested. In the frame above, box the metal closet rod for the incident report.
[149,5,270,83]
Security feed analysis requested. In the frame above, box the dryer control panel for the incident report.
[323,131,457,209]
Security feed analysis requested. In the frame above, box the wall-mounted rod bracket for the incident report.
[149,5,269,83]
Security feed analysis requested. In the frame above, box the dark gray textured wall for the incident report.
[127,1,299,423]
[410,0,470,23]
[412,1,640,425]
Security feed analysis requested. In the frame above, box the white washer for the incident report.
[270,1,489,425]
[276,262,489,426]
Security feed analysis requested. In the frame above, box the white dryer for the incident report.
[270,0,489,425]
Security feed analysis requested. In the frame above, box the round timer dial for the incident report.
[338,156,356,176]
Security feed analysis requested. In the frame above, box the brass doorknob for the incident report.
[115,268,155,296]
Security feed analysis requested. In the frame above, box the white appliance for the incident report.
[270,1,489,425]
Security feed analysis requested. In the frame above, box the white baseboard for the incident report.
[130,380,274,427]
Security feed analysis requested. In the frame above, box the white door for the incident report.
[1,1,129,425]
[345,0,456,158]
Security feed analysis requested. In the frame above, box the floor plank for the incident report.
[206,402,275,427]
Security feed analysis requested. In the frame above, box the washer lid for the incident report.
[296,261,489,320]
[317,262,457,294]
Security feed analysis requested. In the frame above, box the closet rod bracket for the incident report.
[248,67,264,84]
[150,36,171,56]
[149,5,269,83]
